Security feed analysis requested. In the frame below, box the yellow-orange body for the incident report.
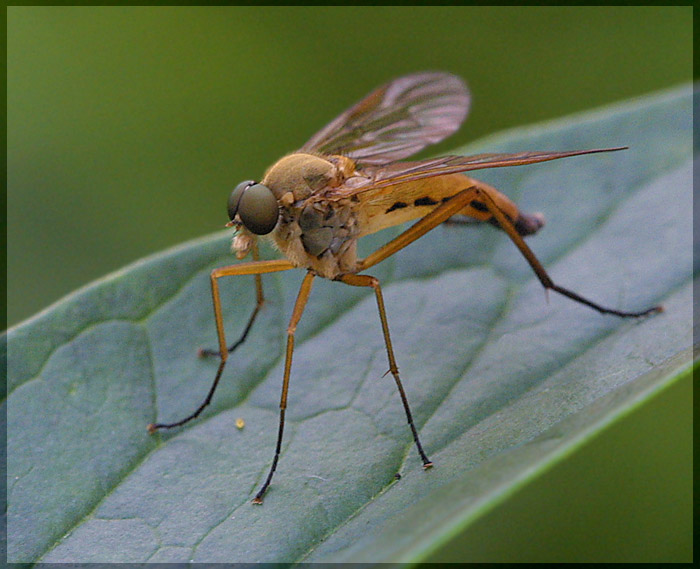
[236,152,529,279]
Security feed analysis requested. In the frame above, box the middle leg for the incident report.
[338,273,433,469]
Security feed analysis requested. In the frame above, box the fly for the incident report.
[147,72,662,503]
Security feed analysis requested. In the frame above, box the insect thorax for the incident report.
[262,153,361,278]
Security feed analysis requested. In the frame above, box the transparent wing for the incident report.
[327,148,627,198]
[301,71,470,166]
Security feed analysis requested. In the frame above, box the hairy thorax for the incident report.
[261,153,365,279]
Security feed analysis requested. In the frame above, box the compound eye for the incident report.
[227,181,278,235]
[228,180,255,222]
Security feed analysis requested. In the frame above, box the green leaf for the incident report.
[6,84,693,564]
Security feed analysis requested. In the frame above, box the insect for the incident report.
[147,71,661,503]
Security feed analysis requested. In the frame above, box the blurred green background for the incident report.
[6,6,693,563]
[7,6,692,327]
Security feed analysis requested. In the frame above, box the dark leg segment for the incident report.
[473,187,663,318]
[147,358,228,432]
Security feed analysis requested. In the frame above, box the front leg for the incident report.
[147,258,295,433]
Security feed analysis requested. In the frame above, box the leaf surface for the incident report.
[5,84,694,564]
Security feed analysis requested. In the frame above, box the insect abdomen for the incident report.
[357,174,543,237]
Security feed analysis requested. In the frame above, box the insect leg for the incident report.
[472,183,662,317]
[200,240,266,357]
[358,187,478,271]
[338,273,432,469]
[253,270,315,504]
[358,182,660,317]
[147,259,295,433]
